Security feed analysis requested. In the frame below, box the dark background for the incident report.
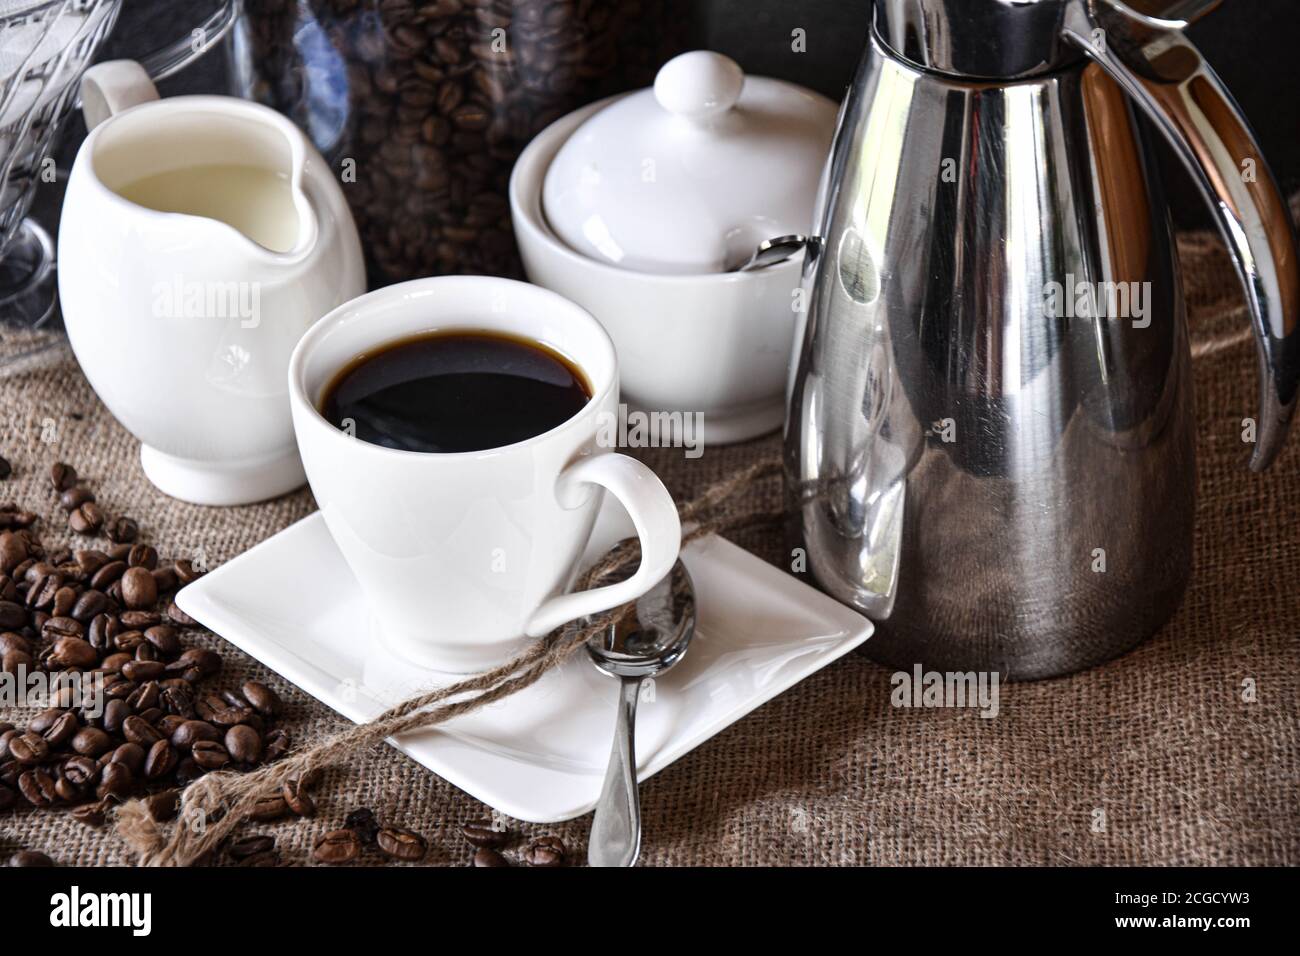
[37,0,1300,235]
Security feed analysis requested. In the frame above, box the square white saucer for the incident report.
[176,498,872,823]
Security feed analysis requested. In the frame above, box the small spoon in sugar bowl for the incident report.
[585,558,696,867]
[735,234,809,272]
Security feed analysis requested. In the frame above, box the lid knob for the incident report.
[653,51,744,122]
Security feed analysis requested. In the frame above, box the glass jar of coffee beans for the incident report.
[238,0,697,286]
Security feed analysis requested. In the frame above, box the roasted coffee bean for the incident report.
[0,631,28,657]
[0,533,27,574]
[68,502,105,536]
[151,566,178,593]
[225,724,261,764]
[30,707,65,734]
[27,572,62,610]
[227,834,276,860]
[473,847,510,867]
[209,705,254,728]
[157,714,186,738]
[174,560,204,584]
[106,543,132,561]
[121,660,165,682]
[71,798,111,827]
[101,651,132,674]
[89,560,126,591]
[49,635,97,668]
[9,849,55,866]
[143,739,178,780]
[126,544,157,570]
[43,616,84,641]
[113,630,146,652]
[281,777,315,817]
[4,647,35,674]
[119,566,157,610]
[59,486,95,511]
[127,680,162,712]
[160,686,195,718]
[164,601,197,626]
[241,680,283,717]
[121,715,163,746]
[19,768,58,806]
[119,610,160,629]
[144,788,181,822]
[97,761,134,799]
[344,806,380,844]
[101,699,130,735]
[76,549,110,575]
[110,742,146,774]
[313,829,361,864]
[250,793,290,822]
[0,599,26,629]
[51,585,77,616]
[0,782,15,811]
[62,755,99,788]
[42,711,79,748]
[171,647,221,678]
[87,613,119,650]
[105,517,139,545]
[462,819,511,848]
[142,625,180,657]
[171,719,220,753]
[50,462,77,491]
[70,589,110,624]
[9,732,49,764]
[377,826,427,862]
[191,740,230,770]
[71,726,114,757]
[523,836,566,867]
[104,678,137,701]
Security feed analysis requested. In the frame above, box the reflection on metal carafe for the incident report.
[785,0,1300,679]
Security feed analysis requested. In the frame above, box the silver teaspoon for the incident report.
[585,559,696,867]
[736,234,808,272]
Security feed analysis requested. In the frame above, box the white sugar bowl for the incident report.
[510,51,837,444]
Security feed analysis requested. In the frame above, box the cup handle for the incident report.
[523,454,682,638]
[80,60,160,132]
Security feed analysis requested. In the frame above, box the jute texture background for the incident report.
[1,228,1296,866]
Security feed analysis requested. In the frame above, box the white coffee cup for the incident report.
[288,276,682,673]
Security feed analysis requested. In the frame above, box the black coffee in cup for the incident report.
[320,330,592,453]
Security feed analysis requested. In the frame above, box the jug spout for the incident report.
[80,60,321,264]
[1061,0,1300,469]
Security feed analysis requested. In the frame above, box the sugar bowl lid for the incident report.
[541,51,839,275]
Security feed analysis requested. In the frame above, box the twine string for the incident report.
[115,458,784,866]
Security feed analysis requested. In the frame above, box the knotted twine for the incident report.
[114,457,785,866]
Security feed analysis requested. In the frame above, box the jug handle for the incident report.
[80,61,160,132]
[1061,0,1300,470]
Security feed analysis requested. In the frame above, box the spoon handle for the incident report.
[588,677,642,867]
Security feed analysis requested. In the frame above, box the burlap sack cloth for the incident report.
[1,228,1296,866]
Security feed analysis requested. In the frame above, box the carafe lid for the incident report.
[541,51,838,275]
[873,0,1086,78]
[873,0,1219,79]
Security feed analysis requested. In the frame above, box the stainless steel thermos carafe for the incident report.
[785,0,1299,679]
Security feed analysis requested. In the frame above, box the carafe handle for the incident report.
[1061,0,1299,470]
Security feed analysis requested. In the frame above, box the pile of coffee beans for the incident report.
[0,460,295,853]
[313,806,429,864]
[242,0,693,285]
[462,817,566,867]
